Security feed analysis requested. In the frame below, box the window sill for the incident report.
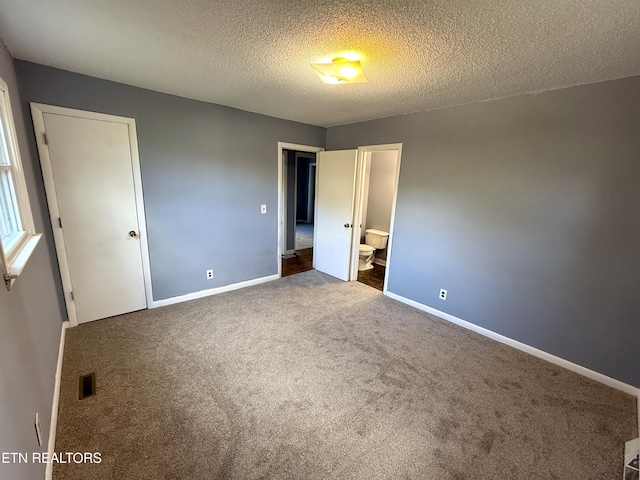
[3,233,42,290]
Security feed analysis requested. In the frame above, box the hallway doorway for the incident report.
[277,142,323,277]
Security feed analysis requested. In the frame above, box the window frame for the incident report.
[0,76,41,290]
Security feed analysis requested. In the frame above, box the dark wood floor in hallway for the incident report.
[283,251,385,292]
[281,248,313,277]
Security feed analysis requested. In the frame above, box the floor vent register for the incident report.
[79,373,96,400]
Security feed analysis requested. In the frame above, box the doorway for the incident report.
[293,152,316,251]
[350,145,402,293]
[277,143,324,277]
[311,145,401,291]
[283,150,316,277]
[353,149,401,291]
[31,104,152,326]
[277,142,401,292]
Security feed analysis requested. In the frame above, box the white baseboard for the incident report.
[373,258,386,266]
[149,274,280,309]
[385,291,639,397]
[46,321,69,480]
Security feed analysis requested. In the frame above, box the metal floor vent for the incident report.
[79,373,96,400]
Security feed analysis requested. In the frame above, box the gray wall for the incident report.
[327,76,640,387]
[15,61,325,301]
[0,46,66,480]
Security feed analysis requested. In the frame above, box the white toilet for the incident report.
[358,229,389,271]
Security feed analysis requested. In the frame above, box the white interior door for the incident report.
[38,110,147,324]
[314,150,358,281]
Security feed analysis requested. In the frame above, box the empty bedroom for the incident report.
[0,1,638,479]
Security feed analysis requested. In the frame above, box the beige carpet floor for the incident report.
[54,270,637,479]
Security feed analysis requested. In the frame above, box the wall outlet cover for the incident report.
[206,269,214,279]
[439,289,447,300]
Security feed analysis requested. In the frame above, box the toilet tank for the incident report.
[365,229,389,249]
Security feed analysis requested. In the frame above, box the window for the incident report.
[0,76,41,290]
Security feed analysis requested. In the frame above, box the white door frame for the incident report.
[277,142,324,277]
[30,103,153,327]
[350,143,403,292]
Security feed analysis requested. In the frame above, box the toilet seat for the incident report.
[359,244,375,254]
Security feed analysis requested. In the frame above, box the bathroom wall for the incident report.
[364,150,398,261]
[359,157,372,242]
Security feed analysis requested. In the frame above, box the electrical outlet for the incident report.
[206,269,214,280]
[261,204,267,214]
[439,289,447,300]
[34,412,42,446]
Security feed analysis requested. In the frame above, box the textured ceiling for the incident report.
[0,0,639,127]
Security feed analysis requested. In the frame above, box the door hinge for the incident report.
[58,217,63,228]
[70,291,75,301]
[43,132,49,145]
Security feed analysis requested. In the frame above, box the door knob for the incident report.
[344,223,351,228]
[129,230,138,238]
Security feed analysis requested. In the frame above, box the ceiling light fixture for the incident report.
[310,57,367,84]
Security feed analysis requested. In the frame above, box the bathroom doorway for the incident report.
[278,143,324,277]
[351,145,402,292]
[278,142,401,289]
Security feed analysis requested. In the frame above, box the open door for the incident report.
[314,150,358,281]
